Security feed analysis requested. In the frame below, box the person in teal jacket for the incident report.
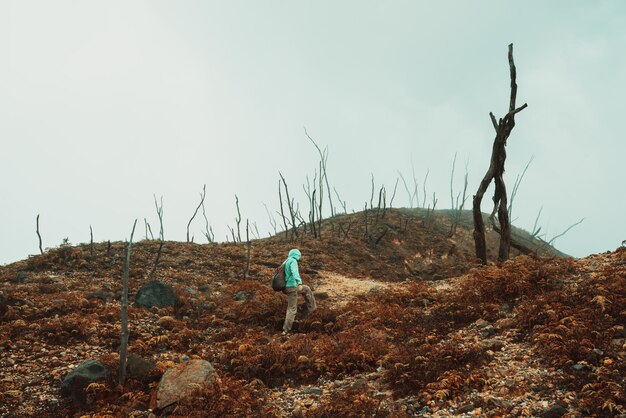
[282,248,317,335]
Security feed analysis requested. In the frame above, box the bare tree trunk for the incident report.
[304,127,334,217]
[36,214,43,254]
[473,43,527,263]
[187,185,206,243]
[153,195,164,240]
[244,219,251,278]
[278,180,289,240]
[89,225,94,258]
[119,219,137,386]
[148,241,164,281]
[234,195,242,242]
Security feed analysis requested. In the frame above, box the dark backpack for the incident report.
[271,263,286,291]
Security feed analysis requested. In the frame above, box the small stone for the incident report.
[456,403,474,413]
[302,387,322,396]
[541,404,568,418]
[313,291,329,300]
[571,364,585,372]
[351,378,368,390]
[475,319,490,328]
[499,303,512,313]
[234,291,248,301]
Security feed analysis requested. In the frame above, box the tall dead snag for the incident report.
[119,219,137,386]
[473,43,527,263]
[187,184,206,243]
[148,241,164,281]
[244,219,251,278]
[153,195,164,240]
[304,127,334,218]
[36,214,43,254]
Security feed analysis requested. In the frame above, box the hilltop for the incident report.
[0,208,623,417]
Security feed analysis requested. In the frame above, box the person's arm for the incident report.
[290,260,302,287]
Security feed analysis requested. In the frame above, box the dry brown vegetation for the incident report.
[0,209,623,417]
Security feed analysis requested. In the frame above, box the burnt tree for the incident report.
[473,44,528,263]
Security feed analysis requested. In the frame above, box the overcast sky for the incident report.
[1,1,624,265]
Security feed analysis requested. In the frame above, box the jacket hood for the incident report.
[288,248,302,260]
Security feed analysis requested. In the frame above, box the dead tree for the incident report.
[473,43,527,263]
[153,195,164,240]
[187,184,206,243]
[89,225,94,257]
[119,219,137,386]
[262,203,278,236]
[201,201,214,243]
[277,181,289,239]
[398,172,415,208]
[304,127,334,217]
[234,195,242,242]
[36,214,43,254]
[148,241,164,281]
[244,219,251,278]
[279,172,298,239]
[390,178,399,208]
[333,187,347,214]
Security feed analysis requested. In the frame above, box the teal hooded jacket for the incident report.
[284,249,302,288]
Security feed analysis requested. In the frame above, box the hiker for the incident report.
[282,248,316,335]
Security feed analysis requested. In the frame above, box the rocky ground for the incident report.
[0,209,624,417]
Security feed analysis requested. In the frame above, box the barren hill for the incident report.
[0,208,623,417]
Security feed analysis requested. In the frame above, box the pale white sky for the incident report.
[1,1,625,264]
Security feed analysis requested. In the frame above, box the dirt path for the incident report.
[314,271,390,307]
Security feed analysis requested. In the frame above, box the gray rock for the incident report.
[480,339,504,351]
[456,403,474,413]
[351,378,368,390]
[481,325,497,337]
[202,302,216,313]
[13,271,28,284]
[302,387,323,396]
[88,290,112,302]
[234,291,254,301]
[127,353,155,379]
[541,404,567,418]
[156,359,217,409]
[135,281,177,308]
[475,319,490,328]
[499,303,512,313]
[60,360,107,400]
[572,363,585,371]
[313,292,329,300]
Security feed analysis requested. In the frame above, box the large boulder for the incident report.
[154,359,218,409]
[60,360,107,400]
[135,280,177,308]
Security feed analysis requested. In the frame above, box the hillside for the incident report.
[0,209,623,417]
